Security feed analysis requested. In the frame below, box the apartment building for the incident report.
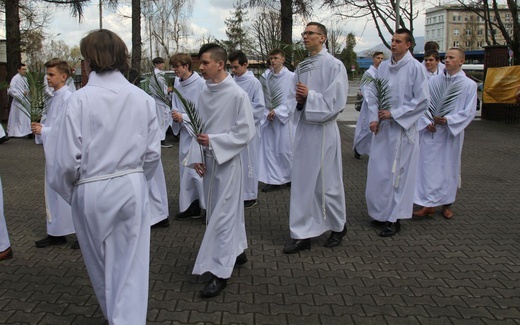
[425,4,512,52]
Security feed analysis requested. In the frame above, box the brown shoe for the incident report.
[442,206,453,219]
[0,247,13,261]
[412,207,435,217]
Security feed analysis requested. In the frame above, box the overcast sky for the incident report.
[1,0,427,54]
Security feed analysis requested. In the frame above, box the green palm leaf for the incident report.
[426,77,463,122]
[171,87,205,138]
[295,55,318,83]
[19,71,52,122]
[361,75,392,111]
[148,71,172,108]
[260,71,284,110]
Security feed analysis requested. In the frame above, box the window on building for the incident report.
[437,29,442,37]
[453,41,460,47]
[506,13,511,22]
[465,41,471,48]
[454,29,460,36]
[433,17,437,23]
[478,29,483,36]
[464,16,469,21]
[466,29,471,36]
[453,15,457,22]
[477,41,483,48]
[458,16,461,21]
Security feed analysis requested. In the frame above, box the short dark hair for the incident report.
[44,58,71,78]
[306,22,327,37]
[395,28,415,47]
[424,50,440,61]
[198,43,227,63]
[372,51,384,58]
[152,57,165,65]
[17,63,26,70]
[80,29,130,74]
[169,53,192,71]
[228,50,248,65]
[268,48,285,57]
[424,41,440,52]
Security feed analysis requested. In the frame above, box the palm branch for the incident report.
[361,75,392,111]
[19,71,52,122]
[295,55,319,83]
[171,87,205,138]
[148,71,171,108]
[426,77,463,123]
[260,71,284,110]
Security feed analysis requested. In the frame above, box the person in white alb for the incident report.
[7,64,31,138]
[229,50,265,208]
[283,22,348,254]
[365,28,429,237]
[45,29,160,325]
[186,43,255,298]
[413,48,477,220]
[258,49,295,192]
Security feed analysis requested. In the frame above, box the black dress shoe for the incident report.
[283,239,311,254]
[0,136,9,144]
[201,275,228,297]
[324,225,347,248]
[369,220,387,227]
[354,148,361,159]
[379,221,401,237]
[175,200,201,219]
[35,235,67,248]
[244,199,258,208]
[71,240,80,250]
[261,184,281,192]
[151,218,170,228]
[235,252,248,266]
[0,246,13,260]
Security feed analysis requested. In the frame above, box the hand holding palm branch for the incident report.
[361,75,392,134]
[18,71,52,122]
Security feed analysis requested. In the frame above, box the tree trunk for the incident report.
[280,0,293,46]
[131,0,142,72]
[5,0,21,82]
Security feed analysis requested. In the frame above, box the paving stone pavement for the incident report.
[0,118,519,325]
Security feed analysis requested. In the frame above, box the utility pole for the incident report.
[99,0,103,29]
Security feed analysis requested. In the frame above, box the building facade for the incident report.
[425,5,512,53]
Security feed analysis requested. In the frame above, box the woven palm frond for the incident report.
[260,71,285,110]
[426,77,463,122]
[20,71,52,122]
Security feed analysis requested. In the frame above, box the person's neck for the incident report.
[308,45,323,56]
[446,68,461,76]
[392,52,406,62]
[210,71,227,84]
[235,70,247,78]
[53,84,65,92]
[181,71,193,81]
[273,66,283,74]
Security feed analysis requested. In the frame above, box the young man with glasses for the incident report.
[283,22,349,254]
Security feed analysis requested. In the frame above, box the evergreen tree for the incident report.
[220,1,252,54]
[339,32,358,78]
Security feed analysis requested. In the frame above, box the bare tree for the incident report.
[142,0,193,60]
[457,0,520,64]
[250,7,282,62]
[322,0,420,51]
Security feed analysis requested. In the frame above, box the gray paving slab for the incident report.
[0,118,519,324]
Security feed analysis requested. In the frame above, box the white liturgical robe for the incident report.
[353,65,377,155]
[7,73,31,137]
[365,51,429,223]
[234,70,265,201]
[414,70,477,207]
[46,71,160,325]
[288,48,348,239]
[0,177,10,252]
[258,67,295,185]
[187,74,255,279]
[41,86,75,237]
[171,72,206,212]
